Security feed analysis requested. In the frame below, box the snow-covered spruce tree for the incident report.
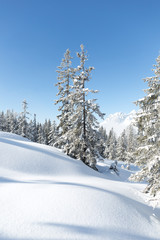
[37,123,43,144]
[62,44,105,168]
[125,124,137,168]
[55,49,75,151]
[43,119,51,145]
[97,126,108,158]
[104,128,117,160]
[32,114,38,142]
[28,119,34,141]
[108,132,117,160]
[130,55,160,197]
[48,120,59,146]
[28,115,38,142]
[0,111,5,131]
[18,100,30,138]
[116,129,127,162]
[5,110,12,132]
[9,111,18,134]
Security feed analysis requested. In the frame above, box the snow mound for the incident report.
[100,110,136,136]
[0,131,97,178]
[0,131,30,141]
[0,131,160,240]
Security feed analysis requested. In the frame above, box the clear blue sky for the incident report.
[0,0,160,123]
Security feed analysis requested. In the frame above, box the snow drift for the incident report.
[0,131,160,240]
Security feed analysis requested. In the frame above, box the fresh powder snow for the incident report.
[0,131,160,240]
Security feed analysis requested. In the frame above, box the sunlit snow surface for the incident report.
[0,132,160,240]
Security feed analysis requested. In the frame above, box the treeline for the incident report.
[0,100,59,146]
[99,125,137,166]
[0,100,137,167]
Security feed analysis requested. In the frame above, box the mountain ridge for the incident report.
[100,110,136,136]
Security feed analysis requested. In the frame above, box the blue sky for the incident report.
[0,0,160,123]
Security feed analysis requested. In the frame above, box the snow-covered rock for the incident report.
[100,110,136,136]
[0,131,160,240]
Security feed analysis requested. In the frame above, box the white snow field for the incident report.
[0,132,160,240]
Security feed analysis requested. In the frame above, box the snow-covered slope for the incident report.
[0,131,160,240]
[100,110,136,136]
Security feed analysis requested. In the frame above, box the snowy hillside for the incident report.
[100,110,136,136]
[0,131,160,240]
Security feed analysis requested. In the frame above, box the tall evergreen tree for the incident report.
[55,49,74,151]
[32,114,38,142]
[108,134,117,160]
[116,129,127,162]
[56,45,105,168]
[48,120,58,146]
[37,123,43,144]
[0,111,5,131]
[9,111,18,133]
[104,128,117,160]
[42,119,49,145]
[130,55,160,197]
[98,126,108,158]
[19,100,30,138]
[5,110,11,132]
[125,124,136,168]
